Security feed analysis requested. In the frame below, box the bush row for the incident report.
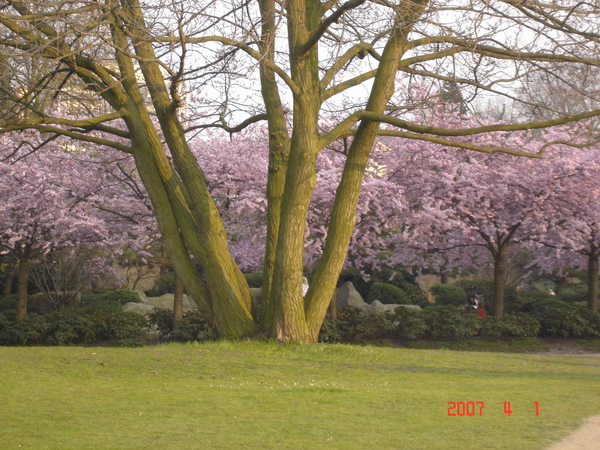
[2,299,596,346]
[319,305,600,343]
[147,308,216,342]
[0,301,148,347]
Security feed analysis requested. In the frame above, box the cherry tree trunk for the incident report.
[492,252,506,320]
[2,258,15,298]
[587,253,598,312]
[15,257,30,318]
[441,272,449,284]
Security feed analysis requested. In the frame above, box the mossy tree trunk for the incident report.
[173,272,184,329]
[258,0,291,333]
[106,0,258,339]
[264,0,430,342]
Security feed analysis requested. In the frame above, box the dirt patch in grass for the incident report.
[546,414,600,450]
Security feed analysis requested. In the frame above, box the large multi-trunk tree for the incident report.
[1,0,600,341]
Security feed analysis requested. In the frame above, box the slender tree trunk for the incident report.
[173,271,184,329]
[258,0,291,332]
[441,271,449,284]
[16,256,30,318]
[587,251,598,312]
[553,274,567,296]
[3,257,16,298]
[492,251,506,320]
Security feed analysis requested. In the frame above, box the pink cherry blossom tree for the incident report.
[532,145,600,311]
[377,116,582,319]
[0,134,152,316]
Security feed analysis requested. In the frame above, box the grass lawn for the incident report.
[1,342,599,449]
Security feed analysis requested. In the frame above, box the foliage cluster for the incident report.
[319,304,600,343]
[147,307,216,342]
[367,282,410,305]
[243,271,264,288]
[429,284,467,306]
[144,271,176,297]
[535,306,600,338]
[338,266,427,306]
[81,289,141,306]
[0,304,148,347]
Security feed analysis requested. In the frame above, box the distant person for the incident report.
[476,302,487,317]
[465,293,478,310]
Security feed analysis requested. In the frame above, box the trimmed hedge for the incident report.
[319,304,600,343]
[147,307,216,342]
[243,272,263,288]
[535,306,600,338]
[319,306,394,343]
[367,282,410,305]
[429,284,466,306]
[0,307,148,347]
[81,289,140,306]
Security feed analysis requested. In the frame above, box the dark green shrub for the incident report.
[334,306,394,341]
[395,281,428,308]
[84,300,140,345]
[557,284,588,304]
[155,272,176,295]
[0,313,9,333]
[429,284,466,306]
[521,289,558,303]
[0,306,150,346]
[43,310,97,345]
[147,307,173,338]
[84,299,124,316]
[243,272,263,288]
[81,289,140,306]
[421,306,480,339]
[318,313,342,343]
[337,267,371,299]
[478,314,541,338]
[0,294,17,312]
[521,298,574,314]
[536,307,599,338]
[0,314,49,345]
[367,282,410,305]
[172,310,216,342]
[148,308,215,342]
[581,308,600,334]
[390,307,427,339]
[105,311,148,347]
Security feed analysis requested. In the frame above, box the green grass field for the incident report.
[1,342,598,449]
